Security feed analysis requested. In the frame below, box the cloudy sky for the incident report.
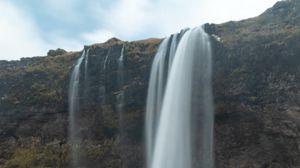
[1,0,279,60]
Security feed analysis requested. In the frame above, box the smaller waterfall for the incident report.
[100,48,111,105]
[84,48,90,81]
[103,48,111,71]
[117,46,125,113]
[116,45,126,167]
[84,48,91,108]
[119,46,124,62]
[69,49,86,168]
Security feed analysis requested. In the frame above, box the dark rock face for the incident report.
[0,38,161,168]
[205,1,300,167]
[0,0,300,167]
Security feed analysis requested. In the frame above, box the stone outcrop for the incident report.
[47,48,68,57]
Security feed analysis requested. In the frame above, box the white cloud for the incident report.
[0,1,86,60]
[90,0,279,41]
[148,0,279,35]
[0,0,280,60]
[81,29,116,44]
[49,34,83,52]
[103,0,152,39]
[0,1,50,60]
[201,0,280,23]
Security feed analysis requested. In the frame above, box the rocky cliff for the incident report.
[1,0,300,167]
[205,0,300,167]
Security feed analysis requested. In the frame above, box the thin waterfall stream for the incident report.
[117,46,126,167]
[69,49,86,168]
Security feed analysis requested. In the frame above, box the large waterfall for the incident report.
[69,49,86,168]
[145,27,214,168]
[145,29,187,165]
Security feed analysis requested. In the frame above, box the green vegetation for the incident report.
[0,52,80,112]
[4,144,69,168]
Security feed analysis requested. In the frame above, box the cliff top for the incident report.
[204,0,300,49]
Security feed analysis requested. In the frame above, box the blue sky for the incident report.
[1,0,279,60]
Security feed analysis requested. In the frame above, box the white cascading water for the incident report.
[100,48,111,104]
[167,28,189,72]
[168,33,178,71]
[69,49,86,168]
[117,46,125,167]
[117,46,125,114]
[145,29,187,166]
[146,27,214,168]
[145,38,170,166]
[84,48,90,81]
[103,48,111,71]
[84,48,91,109]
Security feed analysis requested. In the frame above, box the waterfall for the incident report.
[84,48,91,109]
[69,49,86,168]
[117,46,125,167]
[103,48,111,71]
[145,38,170,166]
[84,48,90,82]
[145,27,214,168]
[100,48,111,105]
[167,28,189,71]
[145,29,188,167]
[117,46,125,113]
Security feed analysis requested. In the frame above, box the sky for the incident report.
[0,0,280,60]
